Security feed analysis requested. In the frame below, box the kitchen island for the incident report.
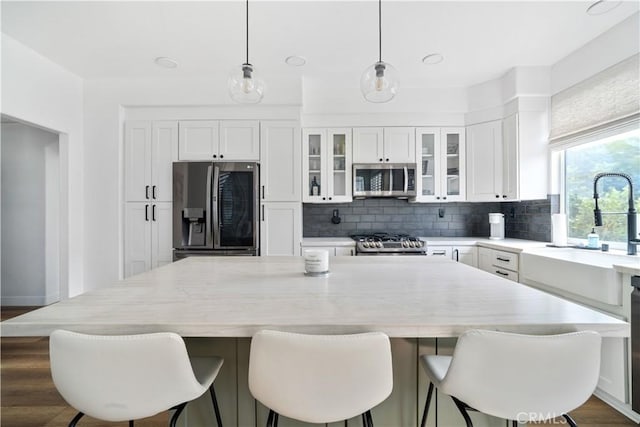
[1,256,628,338]
[1,256,629,427]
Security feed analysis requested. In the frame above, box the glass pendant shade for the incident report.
[360,61,399,103]
[228,63,265,104]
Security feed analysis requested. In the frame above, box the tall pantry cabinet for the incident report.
[124,121,177,277]
[259,121,302,256]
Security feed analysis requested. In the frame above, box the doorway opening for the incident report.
[1,115,61,306]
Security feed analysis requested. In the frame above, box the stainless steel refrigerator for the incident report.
[173,162,259,259]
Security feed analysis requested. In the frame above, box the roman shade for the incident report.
[550,53,639,143]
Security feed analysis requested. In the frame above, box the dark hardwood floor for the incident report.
[1,307,638,426]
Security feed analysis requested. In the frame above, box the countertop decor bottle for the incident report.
[587,228,600,249]
[311,176,320,196]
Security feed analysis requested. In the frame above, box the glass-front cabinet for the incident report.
[415,127,465,202]
[302,128,352,203]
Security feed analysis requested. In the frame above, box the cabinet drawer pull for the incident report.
[495,270,509,276]
[432,251,447,256]
[496,257,511,262]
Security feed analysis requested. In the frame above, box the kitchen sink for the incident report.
[520,247,637,306]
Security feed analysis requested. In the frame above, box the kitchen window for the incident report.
[560,127,639,246]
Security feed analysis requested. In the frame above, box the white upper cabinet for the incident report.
[125,121,177,202]
[466,120,504,202]
[178,120,259,161]
[466,112,547,202]
[260,121,301,202]
[219,120,260,160]
[302,128,352,203]
[352,127,383,163]
[383,127,416,163]
[353,127,415,163]
[178,120,219,160]
[151,122,178,202]
[415,127,465,202]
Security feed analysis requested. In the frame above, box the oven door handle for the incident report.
[404,166,408,193]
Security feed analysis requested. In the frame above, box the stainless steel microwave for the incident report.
[353,164,416,198]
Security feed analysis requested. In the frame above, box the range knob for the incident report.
[376,241,383,248]
[417,240,424,247]
[362,242,370,248]
[409,241,416,248]
[402,241,409,248]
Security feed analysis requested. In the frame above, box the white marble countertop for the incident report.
[1,256,628,338]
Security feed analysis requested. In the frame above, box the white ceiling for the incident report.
[2,1,639,89]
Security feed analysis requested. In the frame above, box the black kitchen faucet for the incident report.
[593,172,639,255]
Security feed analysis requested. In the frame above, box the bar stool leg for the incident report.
[562,414,578,427]
[420,382,435,427]
[451,397,474,427]
[209,385,223,427]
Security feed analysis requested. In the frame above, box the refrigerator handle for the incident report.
[205,165,213,248]
[404,166,408,193]
[213,165,221,249]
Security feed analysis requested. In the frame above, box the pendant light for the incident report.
[228,0,265,103]
[360,0,399,103]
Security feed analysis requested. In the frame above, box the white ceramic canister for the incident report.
[304,250,329,275]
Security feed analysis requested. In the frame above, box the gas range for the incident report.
[350,233,427,255]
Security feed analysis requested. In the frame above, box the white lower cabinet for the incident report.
[260,202,302,256]
[300,245,355,256]
[124,202,172,277]
[478,247,519,282]
[428,245,478,267]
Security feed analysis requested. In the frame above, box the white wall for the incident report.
[82,77,301,291]
[1,123,59,305]
[1,34,84,299]
[551,12,640,95]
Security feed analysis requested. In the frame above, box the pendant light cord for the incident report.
[246,0,249,64]
[378,0,382,62]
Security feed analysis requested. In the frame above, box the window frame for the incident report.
[550,116,640,251]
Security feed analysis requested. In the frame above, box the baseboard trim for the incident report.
[1,296,48,306]
[594,388,640,423]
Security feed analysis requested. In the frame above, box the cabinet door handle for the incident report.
[145,204,149,221]
[385,158,389,162]
[379,158,383,162]
[261,185,265,199]
[495,270,509,276]
[443,196,447,200]
[495,194,500,198]
[350,249,354,256]
[328,197,332,200]
[152,185,157,199]
[453,249,459,262]
[261,205,265,222]
[213,154,217,159]
[152,204,156,221]
[145,185,150,199]
[496,257,510,262]
[502,195,507,199]
[220,154,224,159]
[436,196,440,200]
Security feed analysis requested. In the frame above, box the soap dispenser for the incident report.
[587,228,600,249]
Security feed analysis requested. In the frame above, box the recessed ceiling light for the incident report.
[285,55,306,67]
[422,53,444,65]
[154,57,178,69]
[586,0,622,15]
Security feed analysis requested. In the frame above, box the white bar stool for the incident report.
[49,329,224,427]
[420,329,601,427]
[248,330,393,426]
